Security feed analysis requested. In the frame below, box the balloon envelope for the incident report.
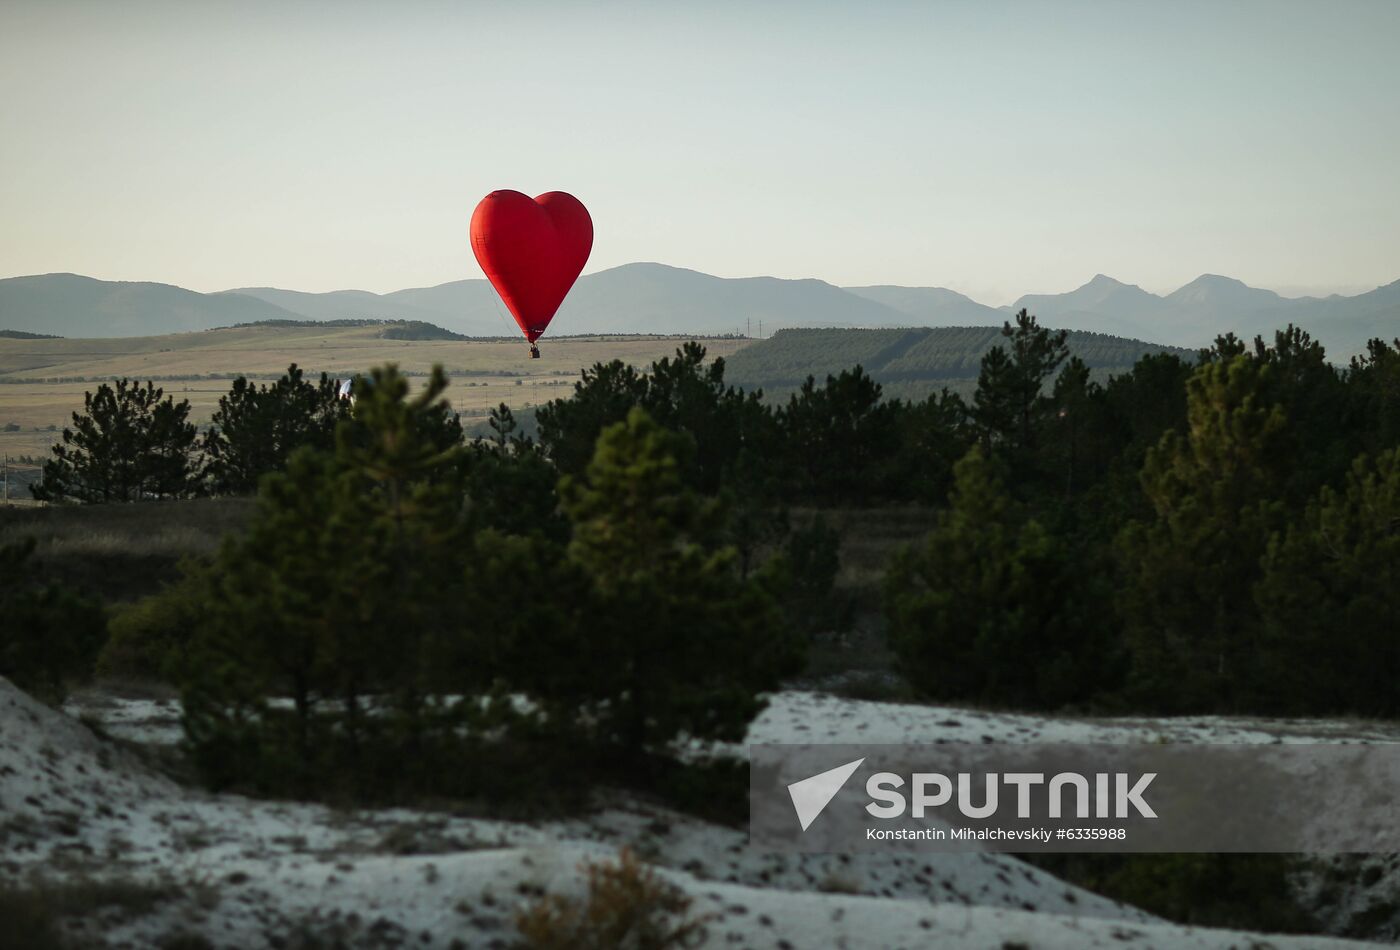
[469,190,593,343]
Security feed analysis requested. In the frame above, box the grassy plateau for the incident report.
[0,324,754,462]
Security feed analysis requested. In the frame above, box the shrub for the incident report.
[0,882,65,950]
[0,874,198,950]
[98,566,210,682]
[0,538,106,701]
[514,849,708,950]
[1026,853,1315,934]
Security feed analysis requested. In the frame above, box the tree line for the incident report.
[532,317,1400,720]
[15,362,822,804]
[10,313,1400,792]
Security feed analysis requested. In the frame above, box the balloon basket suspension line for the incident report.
[487,293,523,340]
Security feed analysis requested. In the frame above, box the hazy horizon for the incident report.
[4,260,1395,313]
[3,0,1397,304]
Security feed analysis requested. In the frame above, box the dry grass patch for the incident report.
[514,849,710,950]
[0,328,753,450]
[0,873,213,949]
[0,498,255,602]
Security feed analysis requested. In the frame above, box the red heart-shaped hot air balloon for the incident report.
[470,190,593,345]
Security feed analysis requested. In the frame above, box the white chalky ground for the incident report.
[0,678,1391,947]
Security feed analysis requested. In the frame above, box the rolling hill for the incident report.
[722,326,1194,402]
[0,273,304,338]
[236,263,918,338]
[230,281,514,336]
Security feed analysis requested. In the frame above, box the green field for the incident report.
[724,326,1196,402]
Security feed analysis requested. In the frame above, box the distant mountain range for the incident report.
[1004,273,1400,356]
[0,273,302,338]
[2,264,1397,358]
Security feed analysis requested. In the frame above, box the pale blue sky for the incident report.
[2,0,1397,303]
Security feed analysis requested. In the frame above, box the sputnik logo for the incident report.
[786,758,865,831]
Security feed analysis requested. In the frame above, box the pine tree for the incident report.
[1096,352,1193,467]
[972,309,1069,471]
[722,447,790,580]
[1347,338,1400,455]
[1248,326,1351,505]
[465,403,566,541]
[779,366,900,504]
[1049,356,1096,500]
[885,447,1104,708]
[202,363,347,494]
[553,407,801,761]
[32,379,198,501]
[782,514,846,637]
[1117,355,1287,711]
[641,341,774,494]
[179,365,475,795]
[1254,448,1400,715]
[536,342,773,495]
[536,359,649,478]
[894,387,971,504]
